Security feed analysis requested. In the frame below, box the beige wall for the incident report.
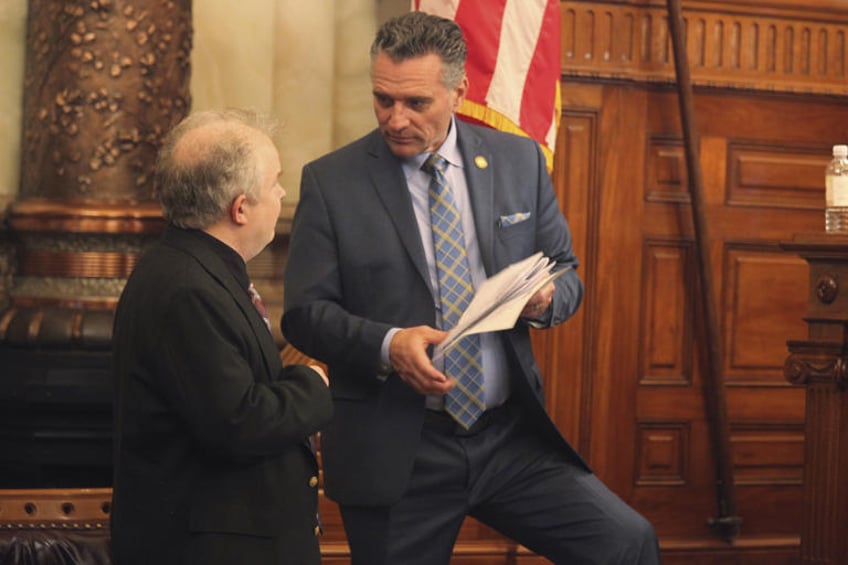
[0,0,408,218]
[0,0,26,211]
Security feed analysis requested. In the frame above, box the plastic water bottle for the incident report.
[825,144,848,234]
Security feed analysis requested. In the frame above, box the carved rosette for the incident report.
[815,273,839,304]
[1,0,192,347]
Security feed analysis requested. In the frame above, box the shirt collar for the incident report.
[404,116,463,175]
[190,227,251,291]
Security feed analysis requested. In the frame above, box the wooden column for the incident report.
[782,234,848,565]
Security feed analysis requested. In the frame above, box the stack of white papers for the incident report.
[432,252,570,363]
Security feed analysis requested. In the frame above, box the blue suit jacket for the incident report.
[283,120,588,506]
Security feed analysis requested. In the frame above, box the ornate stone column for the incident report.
[0,0,190,489]
[1,0,190,345]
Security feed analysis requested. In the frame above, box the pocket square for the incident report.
[498,212,531,227]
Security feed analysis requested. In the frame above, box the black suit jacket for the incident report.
[283,121,588,507]
[111,227,332,565]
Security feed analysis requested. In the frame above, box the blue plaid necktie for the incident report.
[422,153,485,429]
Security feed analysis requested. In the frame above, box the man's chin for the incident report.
[385,138,421,159]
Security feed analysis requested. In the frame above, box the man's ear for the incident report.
[452,75,469,111]
[230,194,249,226]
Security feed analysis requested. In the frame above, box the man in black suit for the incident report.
[282,11,659,565]
[111,109,333,565]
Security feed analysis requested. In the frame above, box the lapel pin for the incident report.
[474,155,488,169]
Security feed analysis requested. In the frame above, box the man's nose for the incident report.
[387,103,409,129]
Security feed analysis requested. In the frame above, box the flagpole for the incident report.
[665,0,742,542]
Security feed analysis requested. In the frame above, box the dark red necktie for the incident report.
[249,282,321,532]
[247,282,271,332]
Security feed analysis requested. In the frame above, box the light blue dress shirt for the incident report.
[380,117,511,410]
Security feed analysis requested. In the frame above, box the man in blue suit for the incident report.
[283,11,659,565]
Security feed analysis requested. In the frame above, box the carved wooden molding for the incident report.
[0,304,115,347]
[9,199,164,234]
[562,1,848,96]
[0,489,111,530]
[784,341,848,387]
[18,250,140,279]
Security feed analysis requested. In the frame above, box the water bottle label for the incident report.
[826,175,848,206]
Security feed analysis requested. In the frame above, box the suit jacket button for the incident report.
[309,476,319,488]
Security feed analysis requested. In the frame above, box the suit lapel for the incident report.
[363,125,497,289]
[166,229,279,379]
[366,132,434,295]
[457,122,496,277]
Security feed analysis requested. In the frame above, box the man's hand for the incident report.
[309,364,329,387]
[520,282,554,319]
[388,325,455,396]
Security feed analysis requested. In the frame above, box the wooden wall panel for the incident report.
[729,425,804,486]
[646,139,689,203]
[635,422,690,486]
[722,245,809,382]
[726,143,825,210]
[640,241,693,386]
[533,103,601,450]
[577,84,650,492]
[547,2,848,560]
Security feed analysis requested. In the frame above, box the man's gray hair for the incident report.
[155,108,278,229]
[370,11,467,89]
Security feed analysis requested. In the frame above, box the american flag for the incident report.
[413,0,561,171]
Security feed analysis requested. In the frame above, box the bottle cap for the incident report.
[834,144,848,157]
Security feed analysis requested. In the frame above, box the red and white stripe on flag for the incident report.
[412,0,561,172]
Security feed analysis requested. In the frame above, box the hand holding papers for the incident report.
[432,252,570,364]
